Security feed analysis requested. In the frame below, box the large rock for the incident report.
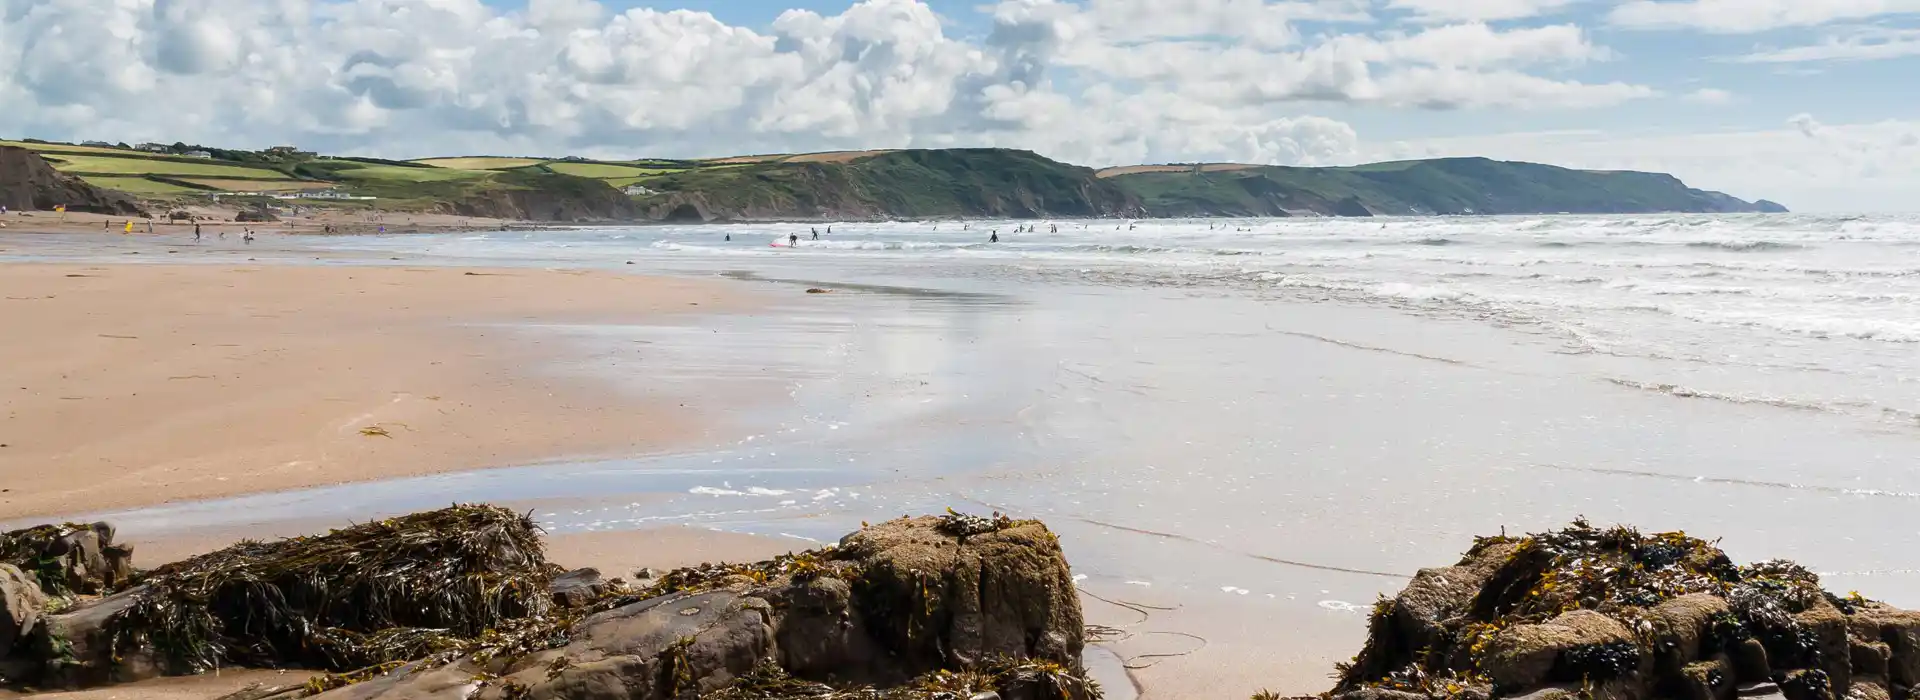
[0,564,47,660]
[1345,541,1520,681]
[1317,521,1920,700]
[478,590,774,700]
[311,513,1087,700]
[830,514,1084,679]
[34,587,162,688]
[1482,610,1638,689]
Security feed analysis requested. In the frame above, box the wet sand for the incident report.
[0,262,751,519]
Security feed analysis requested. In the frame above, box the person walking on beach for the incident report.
[194,224,202,242]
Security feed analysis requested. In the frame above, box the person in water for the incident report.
[989,232,999,243]
[725,233,731,241]
[812,229,819,240]
[789,233,799,247]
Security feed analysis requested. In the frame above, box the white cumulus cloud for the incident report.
[0,0,1658,167]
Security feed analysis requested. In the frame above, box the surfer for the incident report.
[990,232,999,243]
[789,233,799,247]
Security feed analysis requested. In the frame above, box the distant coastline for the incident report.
[3,139,1784,228]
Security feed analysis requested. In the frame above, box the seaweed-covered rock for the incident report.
[0,521,129,596]
[1482,610,1638,689]
[0,564,46,659]
[307,512,1090,700]
[36,587,163,688]
[834,514,1084,679]
[9,504,552,690]
[1314,519,1920,700]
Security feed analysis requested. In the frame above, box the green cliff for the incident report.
[633,149,1146,221]
[1102,157,1788,217]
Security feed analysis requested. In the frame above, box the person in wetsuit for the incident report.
[789,232,799,247]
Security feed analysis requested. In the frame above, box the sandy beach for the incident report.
[0,261,750,520]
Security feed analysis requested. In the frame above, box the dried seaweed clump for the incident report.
[650,550,836,597]
[0,524,78,594]
[0,521,126,596]
[1473,519,1736,623]
[935,509,1016,538]
[703,657,1100,699]
[106,504,555,675]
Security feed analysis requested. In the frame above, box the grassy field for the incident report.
[43,154,289,179]
[179,178,334,192]
[319,162,488,182]
[78,176,206,195]
[545,162,654,178]
[0,140,149,156]
[413,157,546,170]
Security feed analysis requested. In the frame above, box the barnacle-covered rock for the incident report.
[1300,519,1920,700]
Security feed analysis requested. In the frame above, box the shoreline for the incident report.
[0,260,756,520]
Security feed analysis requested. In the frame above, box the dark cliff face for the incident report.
[0,147,145,215]
[635,149,1147,222]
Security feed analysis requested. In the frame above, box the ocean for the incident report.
[13,212,1920,694]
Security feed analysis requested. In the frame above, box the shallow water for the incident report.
[11,213,1920,693]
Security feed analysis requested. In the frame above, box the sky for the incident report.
[2,0,1917,211]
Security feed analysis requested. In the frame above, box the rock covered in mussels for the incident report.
[1282,519,1915,700]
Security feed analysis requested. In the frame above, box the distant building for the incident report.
[623,184,656,196]
[286,189,373,201]
[184,150,213,159]
[134,143,168,152]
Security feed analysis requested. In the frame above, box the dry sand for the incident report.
[0,262,751,520]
